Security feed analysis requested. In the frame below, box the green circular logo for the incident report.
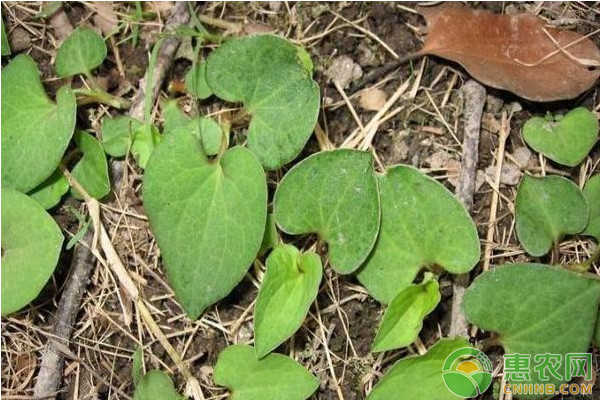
[442,347,493,398]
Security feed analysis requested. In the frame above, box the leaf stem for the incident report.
[73,88,131,109]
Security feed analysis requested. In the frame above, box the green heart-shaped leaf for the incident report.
[133,370,184,400]
[101,115,143,157]
[372,275,440,352]
[144,131,267,319]
[186,62,212,100]
[367,338,468,400]
[55,27,107,77]
[583,174,600,241]
[206,34,320,170]
[516,175,588,257]
[523,108,598,167]
[463,264,600,398]
[28,168,69,209]
[274,150,380,274]
[357,165,480,304]
[214,344,319,400]
[1,188,64,315]
[254,245,322,358]
[1,55,76,193]
[71,131,110,200]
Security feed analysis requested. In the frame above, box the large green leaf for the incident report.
[144,131,267,319]
[523,108,598,167]
[55,27,107,77]
[1,55,76,193]
[254,245,322,358]
[1,188,64,315]
[274,150,380,274]
[206,34,320,170]
[583,174,600,241]
[463,264,600,399]
[357,165,480,304]
[28,168,69,209]
[133,370,184,400]
[515,175,588,257]
[367,338,467,400]
[372,275,440,352]
[213,344,319,400]
[71,131,110,200]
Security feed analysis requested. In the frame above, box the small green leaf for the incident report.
[1,17,10,56]
[36,2,62,19]
[274,150,380,274]
[1,55,76,193]
[55,27,107,77]
[132,124,161,168]
[372,276,440,352]
[144,131,267,319]
[368,338,468,400]
[1,188,64,315]
[28,168,69,209]
[206,35,320,170]
[163,101,226,156]
[163,100,189,135]
[132,346,143,386]
[186,62,212,99]
[464,264,600,398]
[133,370,184,400]
[101,116,143,157]
[214,344,319,400]
[71,132,111,200]
[516,175,588,257]
[357,165,480,304]
[583,174,600,241]
[255,245,322,358]
[258,213,279,257]
[523,108,598,167]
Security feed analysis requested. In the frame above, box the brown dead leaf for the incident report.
[359,88,387,111]
[417,4,600,102]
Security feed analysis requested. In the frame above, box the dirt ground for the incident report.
[1,2,600,399]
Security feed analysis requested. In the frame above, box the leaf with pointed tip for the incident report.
[516,175,588,256]
[206,34,320,170]
[274,150,380,274]
[368,338,467,400]
[214,345,319,400]
[583,174,600,241]
[133,370,184,400]
[1,55,76,193]
[358,165,480,304]
[254,245,322,358]
[464,264,600,398]
[55,27,107,77]
[372,276,440,352]
[523,108,598,167]
[28,168,69,209]
[71,132,110,200]
[1,188,63,315]
[186,62,212,99]
[144,131,267,319]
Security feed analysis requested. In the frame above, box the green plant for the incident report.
[515,175,588,257]
[213,344,319,400]
[522,108,598,167]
